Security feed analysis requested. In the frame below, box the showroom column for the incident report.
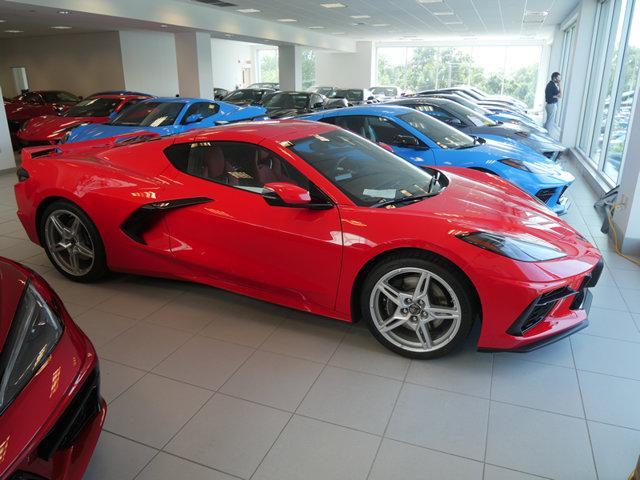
[175,32,214,98]
[612,88,640,255]
[0,84,15,171]
[278,45,303,91]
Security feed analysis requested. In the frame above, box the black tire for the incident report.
[360,253,476,359]
[39,200,109,282]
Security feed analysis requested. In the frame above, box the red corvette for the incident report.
[0,257,105,479]
[14,121,602,358]
[16,93,152,147]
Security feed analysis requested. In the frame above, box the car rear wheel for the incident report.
[361,254,475,359]
[41,200,108,282]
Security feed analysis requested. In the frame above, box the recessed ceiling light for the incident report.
[0,20,5,23]
[372,23,390,27]
[4,29,23,33]
[309,25,325,29]
[278,18,297,22]
[332,31,346,35]
[350,15,370,18]
[57,10,71,14]
[51,25,72,29]
[321,3,347,8]
[237,8,260,13]
[444,21,463,25]
[417,0,443,3]
[159,24,168,27]
[224,33,233,37]
[525,10,549,16]
[433,11,454,16]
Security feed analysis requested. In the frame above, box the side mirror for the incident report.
[392,134,421,148]
[185,113,204,124]
[262,182,332,209]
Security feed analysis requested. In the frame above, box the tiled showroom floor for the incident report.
[0,158,639,480]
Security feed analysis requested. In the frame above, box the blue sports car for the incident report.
[300,105,574,214]
[63,97,267,143]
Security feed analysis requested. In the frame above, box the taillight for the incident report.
[16,167,29,182]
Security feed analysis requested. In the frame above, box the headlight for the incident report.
[499,158,531,172]
[0,282,63,413]
[457,231,566,262]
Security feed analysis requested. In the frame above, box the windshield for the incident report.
[419,101,496,127]
[371,87,397,96]
[264,93,309,109]
[331,89,364,102]
[110,101,184,127]
[42,91,79,103]
[397,111,474,149]
[224,90,262,101]
[288,129,442,207]
[64,98,121,117]
[442,95,493,115]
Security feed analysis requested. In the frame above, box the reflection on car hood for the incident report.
[19,115,105,140]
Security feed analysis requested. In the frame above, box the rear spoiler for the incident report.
[21,131,162,162]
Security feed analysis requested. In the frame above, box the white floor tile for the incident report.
[83,431,157,480]
[136,452,237,480]
[579,370,640,429]
[589,421,640,480]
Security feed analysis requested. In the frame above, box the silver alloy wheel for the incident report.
[369,267,462,353]
[44,209,95,276]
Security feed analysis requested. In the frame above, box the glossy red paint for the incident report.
[14,120,601,352]
[0,257,105,479]
[16,94,152,146]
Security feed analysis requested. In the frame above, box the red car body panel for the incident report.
[0,258,105,479]
[16,94,152,145]
[14,121,601,352]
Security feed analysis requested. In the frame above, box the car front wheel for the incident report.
[361,254,475,359]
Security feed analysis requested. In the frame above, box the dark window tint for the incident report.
[165,142,310,194]
[20,92,43,104]
[64,98,121,117]
[110,101,184,127]
[42,91,79,103]
[365,116,411,144]
[180,102,220,124]
[264,93,310,109]
[331,89,364,102]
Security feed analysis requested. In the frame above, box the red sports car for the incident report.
[0,257,105,479]
[5,91,80,145]
[16,93,152,147]
[14,120,602,358]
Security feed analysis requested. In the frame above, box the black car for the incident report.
[214,88,229,100]
[222,88,276,106]
[328,88,377,106]
[262,91,327,118]
[417,87,527,114]
[309,86,338,97]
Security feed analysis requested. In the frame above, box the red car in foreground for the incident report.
[16,93,152,147]
[0,257,105,479]
[14,120,602,358]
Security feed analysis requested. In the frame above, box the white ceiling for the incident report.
[0,0,580,42]
[179,0,580,40]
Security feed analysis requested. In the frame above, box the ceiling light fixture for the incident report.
[433,11,454,16]
[417,0,443,3]
[159,24,168,27]
[57,10,70,14]
[4,29,23,33]
[331,31,346,34]
[309,25,325,29]
[277,18,297,22]
[372,23,390,27]
[51,25,72,29]
[321,3,347,8]
[350,15,370,18]
[237,8,260,13]
[525,10,549,16]
[0,20,5,23]
[444,20,463,25]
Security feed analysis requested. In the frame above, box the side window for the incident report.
[165,142,311,194]
[364,116,410,144]
[311,94,323,107]
[181,102,220,124]
[332,115,370,140]
[319,116,336,125]
[23,92,42,104]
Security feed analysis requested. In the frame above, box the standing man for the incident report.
[544,72,562,135]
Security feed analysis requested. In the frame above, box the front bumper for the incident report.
[477,258,602,352]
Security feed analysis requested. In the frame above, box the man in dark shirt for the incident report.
[544,72,562,133]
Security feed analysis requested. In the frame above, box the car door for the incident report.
[161,139,343,313]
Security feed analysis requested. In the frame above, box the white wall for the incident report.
[211,39,254,90]
[119,30,180,97]
[0,32,125,98]
[0,84,15,171]
[315,41,374,88]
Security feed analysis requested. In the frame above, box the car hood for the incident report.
[19,115,104,140]
[403,168,591,254]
